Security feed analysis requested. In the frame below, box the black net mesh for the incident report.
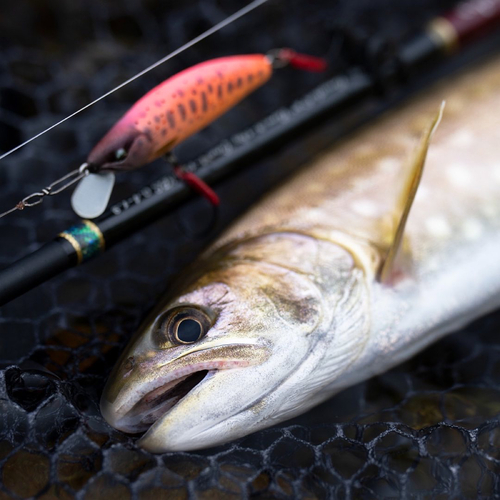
[1,0,499,497]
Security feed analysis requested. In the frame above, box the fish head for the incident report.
[87,121,154,172]
[101,236,368,452]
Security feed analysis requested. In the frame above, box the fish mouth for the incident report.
[113,368,212,433]
[102,342,269,435]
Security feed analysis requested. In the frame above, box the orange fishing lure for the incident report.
[86,50,326,172]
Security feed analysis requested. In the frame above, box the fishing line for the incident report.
[0,0,269,162]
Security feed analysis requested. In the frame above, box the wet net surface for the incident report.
[1,0,500,498]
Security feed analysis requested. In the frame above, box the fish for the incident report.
[100,54,500,452]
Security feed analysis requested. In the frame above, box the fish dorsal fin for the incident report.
[378,102,445,283]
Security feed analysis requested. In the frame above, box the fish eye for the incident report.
[114,148,128,161]
[176,318,203,343]
[154,305,215,347]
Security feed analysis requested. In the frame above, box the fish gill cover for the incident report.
[0,0,499,498]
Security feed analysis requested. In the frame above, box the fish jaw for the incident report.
[137,366,272,452]
[133,321,323,453]
[101,333,320,452]
[100,341,270,434]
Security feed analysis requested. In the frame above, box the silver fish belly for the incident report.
[101,55,500,452]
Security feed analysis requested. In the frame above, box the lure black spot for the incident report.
[178,103,186,121]
[189,99,197,113]
[217,84,223,99]
[201,92,208,112]
[167,111,175,128]
[208,83,213,93]
[236,77,243,88]
[227,81,234,93]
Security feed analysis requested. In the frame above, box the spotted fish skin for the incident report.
[215,55,500,384]
[87,55,272,171]
[101,55,500,452]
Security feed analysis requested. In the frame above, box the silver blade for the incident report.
[71,172,115,219]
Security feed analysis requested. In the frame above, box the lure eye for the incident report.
[114,148,128,161]
[154,305,215,347]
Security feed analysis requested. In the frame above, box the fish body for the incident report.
[101,55,500,452]
[87,55,272,171]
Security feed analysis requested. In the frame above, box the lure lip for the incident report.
[100,341,269,436]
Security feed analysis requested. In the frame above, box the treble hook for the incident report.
[0,163,91,219]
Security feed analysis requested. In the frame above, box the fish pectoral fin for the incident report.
[377,102,445,283]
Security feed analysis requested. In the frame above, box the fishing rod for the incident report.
[1,0,500,306]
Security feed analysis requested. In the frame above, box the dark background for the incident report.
[1,0,500,498]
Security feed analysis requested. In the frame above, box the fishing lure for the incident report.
[0,49,326,219]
